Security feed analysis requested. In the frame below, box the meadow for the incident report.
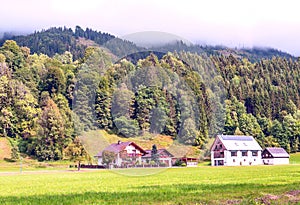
[0,165,300,205]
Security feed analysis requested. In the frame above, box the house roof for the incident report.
[95,141,146,157]
[264,147,289,158]
[142,149,174,158]
[213,135,262,151]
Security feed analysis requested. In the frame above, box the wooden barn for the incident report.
[262,147,290,165]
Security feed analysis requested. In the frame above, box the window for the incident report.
[252,151,258,156]
[233,159,236,163]
[231,151,237,157]
[242,151,248,156]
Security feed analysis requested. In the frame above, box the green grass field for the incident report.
[0,165,300,205]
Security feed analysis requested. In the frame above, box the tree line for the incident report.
[0,39,299,163]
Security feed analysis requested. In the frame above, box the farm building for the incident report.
[142,149,173,167]
[262,147,290,165]
[211,135,262,166]
[95,141,146,167]
[180,157,198,167]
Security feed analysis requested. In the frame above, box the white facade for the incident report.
[211,135,263,166]
[96,142,144,167]
[211,150,262,166]
[262,147,290,165]
[262,158,289,165]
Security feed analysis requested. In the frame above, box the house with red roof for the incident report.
[262,147,290,165]
[95,141,146,167]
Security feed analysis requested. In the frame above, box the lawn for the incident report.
[0,165,300,205]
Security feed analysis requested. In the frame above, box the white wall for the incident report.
[212,150,262,166]
[263,158,289,165]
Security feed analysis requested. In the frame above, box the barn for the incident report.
[262,147,290,165]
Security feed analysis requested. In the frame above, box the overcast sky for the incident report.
[1,0,300,56]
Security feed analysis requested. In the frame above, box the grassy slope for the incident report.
[0,165,300,204]
[290,152,300,164]
[79,130,199,158]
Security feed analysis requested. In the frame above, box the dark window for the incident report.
[242,151,248,156]
[231,151,237,157]
[252,151,258,156]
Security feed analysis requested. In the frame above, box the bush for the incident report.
[181,163,186,167]
[174,159,182,166]
[149,160,156,166]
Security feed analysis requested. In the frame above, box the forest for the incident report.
[0,26,299,162]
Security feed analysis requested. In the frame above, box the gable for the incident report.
[211,136,226,151]
[262,148,289,158]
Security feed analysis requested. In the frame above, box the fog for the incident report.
[1,0,300,56]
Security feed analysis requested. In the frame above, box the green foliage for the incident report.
[114,116,139,137]
[101,150,115,165]
[1,32,300,161]
[35,98,66,161]
[151,144,159,164]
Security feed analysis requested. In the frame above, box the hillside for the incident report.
[0,26,299,163]
[79,130,202,160]
[0,26,141,60]
[0,26,296,62]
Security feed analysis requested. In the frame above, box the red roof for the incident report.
[95,141,146,157]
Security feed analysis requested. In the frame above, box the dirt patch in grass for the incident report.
[257,190,300,205]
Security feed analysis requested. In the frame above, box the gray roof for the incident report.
[217,135,262,151]
[264,147,289,158]
[142,149,174,158]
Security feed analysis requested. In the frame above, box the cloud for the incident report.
[0,0,299,55]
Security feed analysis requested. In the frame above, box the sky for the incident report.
[0,0,300,56]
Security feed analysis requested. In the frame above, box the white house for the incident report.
[95,141,146,167]
[211,135,262,166]
[262,147,289,165]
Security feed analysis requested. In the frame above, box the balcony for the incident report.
[214,152,224,158]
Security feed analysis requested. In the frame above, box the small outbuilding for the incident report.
[142,149,173,167]
[262,147,289,165]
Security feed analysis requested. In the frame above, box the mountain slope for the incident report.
[0,26,296,62]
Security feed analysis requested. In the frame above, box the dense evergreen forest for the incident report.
[0,26,299,161]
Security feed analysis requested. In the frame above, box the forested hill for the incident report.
[0,26,141,60]
[0,28,299,162]
[0,26,296,62]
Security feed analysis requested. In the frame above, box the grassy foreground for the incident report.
[0,165,300,205]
